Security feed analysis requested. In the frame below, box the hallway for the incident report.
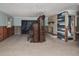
[0,34,79,56]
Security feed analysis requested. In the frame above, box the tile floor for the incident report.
[0,34,79,56]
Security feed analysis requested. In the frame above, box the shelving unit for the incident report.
[57,12,65,40]
[57,11,77,42]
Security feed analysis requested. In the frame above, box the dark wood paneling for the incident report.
[7,26,14,37]
[0,26,14,41]
[0,26,4,40]
[3,26,8,39]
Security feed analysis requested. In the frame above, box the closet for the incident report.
[57,11,77,42]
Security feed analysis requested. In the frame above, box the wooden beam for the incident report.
[73,15,77,41]
[64,12,68,42]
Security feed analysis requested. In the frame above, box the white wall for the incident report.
[13,17,48,26]
[45,17,48,26]
[0,11,8,26]
[0,11,13,26]
[0,11,48,27]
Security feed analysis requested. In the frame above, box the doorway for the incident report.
[21,20,36,34]
[21,20,27,34]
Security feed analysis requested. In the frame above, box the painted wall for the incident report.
[0,11,48,27]
[0,13,4,26]
[0,11,13,26]
[45,17,48,26]
[0,12,7,26]
[13,17,48,26]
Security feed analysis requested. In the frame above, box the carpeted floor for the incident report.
[0,34,79,56]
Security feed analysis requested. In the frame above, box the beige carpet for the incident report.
[0,34,79,56]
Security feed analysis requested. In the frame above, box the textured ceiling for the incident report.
[0,3,79,17]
